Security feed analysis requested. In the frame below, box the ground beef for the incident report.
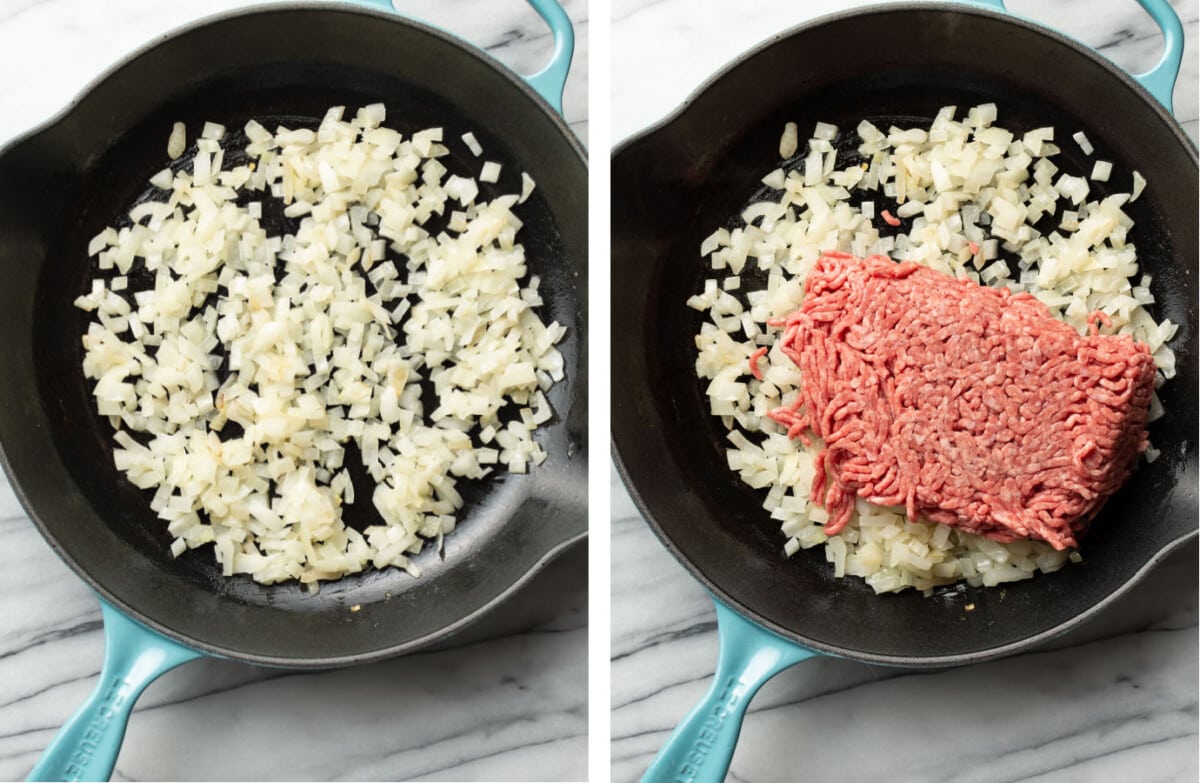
[768,252,1157,550]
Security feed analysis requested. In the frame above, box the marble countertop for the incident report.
[611,1,1198,782]
[0,1,587,781]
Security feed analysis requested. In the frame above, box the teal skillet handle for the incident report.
[1129,0,1184,112]
[520,0,575,114]
[351,0,574,115]
[964,0,1183,113]
[641,599,822,783]
[27,600,203,782]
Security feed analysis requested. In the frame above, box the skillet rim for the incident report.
[610,0,1199,667]
[0,1,588,169]
[0,0,589,668]
[612,1,1196,158]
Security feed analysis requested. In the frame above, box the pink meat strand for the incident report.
[749,346,769,380]
[768,252,1156,550]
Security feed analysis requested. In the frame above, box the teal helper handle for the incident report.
[27,600,203,782]
[1129,0,1184,113]
[350,0,574,115]
[641,600,822,783]
[964,0,1183,113]
[521,0,575,114]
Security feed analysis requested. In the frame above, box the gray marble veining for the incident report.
[611,1,1198,781]
[0,1,587,780]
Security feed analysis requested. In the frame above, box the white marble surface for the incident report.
[611,1,1198,782]
[0,1,587,781]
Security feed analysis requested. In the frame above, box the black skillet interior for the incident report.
[0,5,587,666]
[611,4,1197,666]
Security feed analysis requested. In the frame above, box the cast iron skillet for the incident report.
[0,1,586,779]
[611,1,1196,780]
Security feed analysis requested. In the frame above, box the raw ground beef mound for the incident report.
[768,252,1157,550]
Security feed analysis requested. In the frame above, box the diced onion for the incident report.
[519,172,536,203]
[1091,160,1113,182]
[167,122,186,159]
[480,161,502,183]
[461,131,483,157]
[1131,170,1147,201]
[779,122,799,159]
[76,106,564,590]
